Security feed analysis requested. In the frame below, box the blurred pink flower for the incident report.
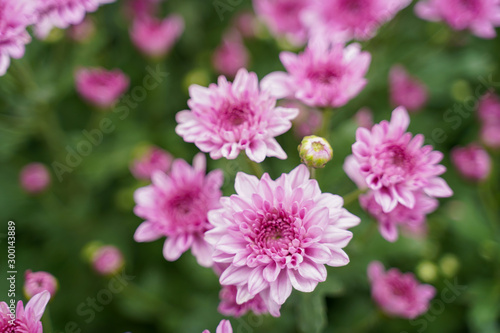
[24,270,58,299]
[175,68,299,162]
[368,261,435,319]
[34,0,115,39]
[130,14,184,58]
[0,0,34,76]
[0,290,50,333]
[451,144,491,181]
[261,40,371,108]
[354,107,374,129]
[348,107,453,213]
[232,11,258,38]
[133,154,223,267]
[212,31,249,78]
[205,165,360,310]
[283,101,322,138]
[477,92,500,122]
[125,0,160,20]
[415,0,500,38]
[218,285,270,317]
[67,17,96,42]
[19,163,51,194]
[253,0,309,45]
[389,65,428,112]
[130,146,173,181]
[303,0,411,43]
[481,123,500,148]
[202,320,232,333]
[92,245,125,275]
[75,67,129,109]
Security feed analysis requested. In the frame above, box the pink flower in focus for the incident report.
[284,101,323,138]
[130,146,173,181]
[253,0,309,45]
[0,0,34,76]
[206,165,360,311]
[19,163,51,194]
[91,245,125,275]
[0,291,50,333]
[389,65,428,112]
[451,144,491,181]
[368,261,436,319]
[415,0,500,38]
[134,154,223,267]
[354,107,374,129]
[67,17,96,42]
[24,270,58,299]
[175,68,299,162]
[212,31,249,78]
[75,67,129,109]
[218,285,270,317]
[130,15,184,58]
[349,107,452,213]
[261,40,371,108]
[34,0,115,39]
[202,320,232,333]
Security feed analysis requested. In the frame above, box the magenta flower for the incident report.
[0,291,50,333]
[218,285,270,317]
[415,0,500,38]
[478,92,500,122]
[205,165,360,310]
[212,32,249,78]
[34,0,115,39]
[24,270,58,299]
[130,146,173,181]
[481,123,500,148]
[91,245,125,275]
[75,67,129,109]
[175,68,299,162]
[368,261,436,319]
[19,163,51,194]
[202,320,232,333]
[349,106,452,213]
[451,144,491,181]
[389,65,428,112]
[261,40,371,108]
[130,14,184,58]
[134,154,223,267]
[0,0,34,76]
[354,107,374,129]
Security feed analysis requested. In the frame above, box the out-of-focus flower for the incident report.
[253,0,309,45]
[415,0,500,38]
[34,0,115,39]
[91,245,125,276]
[24,270,58,300]
[175,68,299,162]
[202,320,233,333]
[134,154,223,267]
[125,0,160,20]
[354,107,374,129]
[480,123,500,148]
[298,135,333,169]
[130,14,184,58]
[75,67,129,109]
[67,17,96,42]
[212,31,249,78]
[477,92,500,122]
[389,65,428,112]
[130,146,173,181]
[0,290,50,333]
[232,11,258,38]
[218,285,270,317]
[0,0,34,76]
[261,40,371,108]
[206,165,360,312]
[451,144,491,181]
[285,101,322,137]
[347,107,452,213]
[19,163,51,194]
[303,0,411,43]
[368,261,436,319]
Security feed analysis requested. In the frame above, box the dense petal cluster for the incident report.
[0,291,50,333]
[218,285,269,317]
[389,65,428,112]
[176,68,299,162]
[415,0,500,38]
[130,146,173,181]
[368,261,435,319]
[206,165,360,313]
[262,40,371,108]
[202,320,232,333]
[133,154,223,267]
[451,144,491,181]
[24,270,58,299]
[19,163,51,194]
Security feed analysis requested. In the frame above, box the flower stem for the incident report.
[343,188,366,206]
[41,307,54,333]
[317,108,335,138]
[308,166,316,179]
[245,155,264,178]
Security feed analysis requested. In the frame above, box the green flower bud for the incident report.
[298,135,333,168]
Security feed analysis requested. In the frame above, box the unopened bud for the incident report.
[24,270,58,300]
[298,136,333,168]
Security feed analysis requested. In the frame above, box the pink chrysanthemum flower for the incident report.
[91,245,125,275]
[368,261,436,319]
[303,0,411,43]
[0,291,50,333]
[130,146,173,181]
[451,144,491,181]
[34,0,115,39]
[218,285,270,317]
[261,40,371,108]
[24,270,58,300]
[75,67,130,109]
[0,0,34,76]
[348,106,452,213]
[415,0,500,38]
[389,65,428,112]
[19,163,51,194]
[175,68,299,162]
[133,154,223,267]
[205,165,360,311]
[212,31,249,78]
[252,0,309,45]
[202,320,232,333]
